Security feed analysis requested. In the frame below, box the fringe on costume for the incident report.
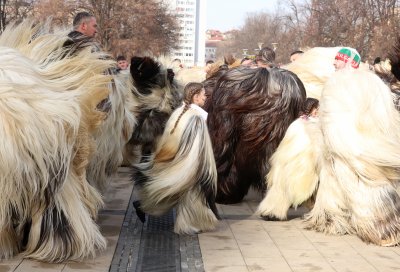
[128,56,183,159]
[284,47,340,100]
[133,105,218,234]
[256,117,322,220]
[0,19,114,262]
[86,72,138,191]
[304,69,400,246]
[207,67,306,204]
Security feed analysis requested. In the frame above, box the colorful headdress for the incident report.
[335,47,361,69]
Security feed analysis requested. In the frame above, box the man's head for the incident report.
[290,50,304,62]
[73,12,97,38]
[117,55,129,70]
[334,47,361,71]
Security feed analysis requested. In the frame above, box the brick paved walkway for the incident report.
[2,168,400,272]
[199,190,400,272]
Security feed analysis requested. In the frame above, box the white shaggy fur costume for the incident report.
[0,20,114,262]
[258,69,400,246]
[134,104,218,234]
[86,72,138,191]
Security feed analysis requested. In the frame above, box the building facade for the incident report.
[166,0,206,67]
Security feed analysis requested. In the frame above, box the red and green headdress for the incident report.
[335,47,361,69]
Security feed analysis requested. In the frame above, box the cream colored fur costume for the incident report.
[86,72,138,191]
[0,20,114,262]
[258,69,400,246]
[257,117,322,220]
[284,47,340,99]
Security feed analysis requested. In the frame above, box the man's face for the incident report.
[81,17,98,38]
[117,60,129,70]
[333,58,347,71]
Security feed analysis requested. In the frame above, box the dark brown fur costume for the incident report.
[128,56,182,159]
[207,67,306,204]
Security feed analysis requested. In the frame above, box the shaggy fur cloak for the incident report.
[284,47,340,99]
[86,72,138,191]
[126,56,182,161]
[207,67,306,204]
[0,20,114,262]
[133,105,218,234]
[256,116,322,220]
[259,69,400,246]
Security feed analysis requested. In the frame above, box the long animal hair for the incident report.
[202,65,229,111]
[389,36,400,82]
[175,66,206,86]
[0,19,113,262]
[133,105,218,234]
[128,56,182,160]
[256,117,322,220]
[86,72,138,191]
[284,47,340,99]
[372,59,400,111]
[207,67,306,204]
[304,69,400,246]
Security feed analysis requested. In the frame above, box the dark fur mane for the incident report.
[128,56,182,159]
[130,56,161,94]
[202,65,229,111]
[389,37,400,81]
[207,66,306,204]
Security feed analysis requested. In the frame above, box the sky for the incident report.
[206,0,281,32]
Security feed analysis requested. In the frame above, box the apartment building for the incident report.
[166,0,206,67]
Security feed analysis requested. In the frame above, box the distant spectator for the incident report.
[62,11,100,56]
[206,60,214,66]
[290,50,304,62]
[116,55,129,73]
[256,47,275,68]
[171,58,184,73]
[68,11,97,40]
[205,60,214,73]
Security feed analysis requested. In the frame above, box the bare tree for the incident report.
[216,0,400,64]
[0,0,7,31]
[0,0,35,32]
[301,0,400,61]
[32,0,179,57]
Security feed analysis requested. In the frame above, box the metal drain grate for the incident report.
[136,211,180,272]
[109,187,204,272]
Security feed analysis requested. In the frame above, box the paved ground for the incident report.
[201,192,400,272]
[2,168,400,272]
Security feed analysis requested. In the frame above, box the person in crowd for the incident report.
[171,58,184,73]
[68,11,98,40]
[206,60,214,66]
[205,59,215,73]
[333,47,361,71]
[116,55,129,73]
[290,50,304,62]
[133,82,218,234]
[256,46,276,68]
